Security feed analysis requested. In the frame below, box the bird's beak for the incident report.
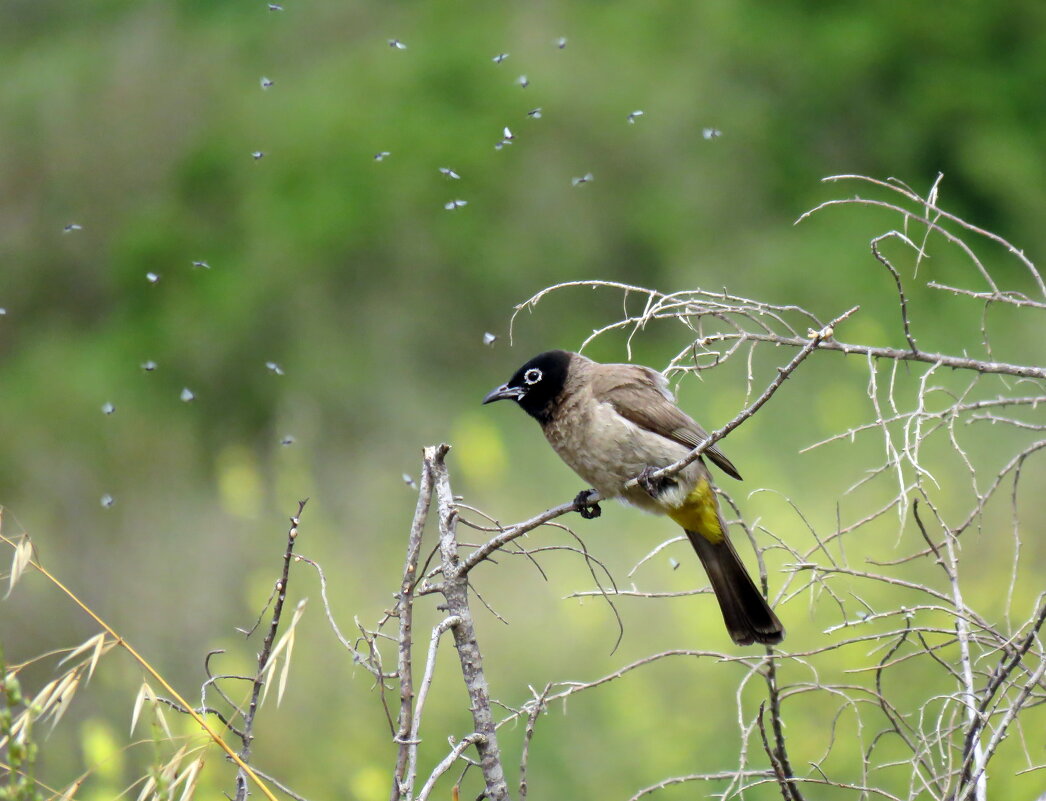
[483,384,524,404]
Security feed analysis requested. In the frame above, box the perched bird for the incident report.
[483,350,784,646]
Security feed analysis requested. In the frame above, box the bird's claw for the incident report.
[637,467,666,498]
[574,489,601,519]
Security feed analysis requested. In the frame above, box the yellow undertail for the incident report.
[666,478,725,544]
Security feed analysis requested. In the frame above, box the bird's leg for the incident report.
[573,489,602,519]
[637,466,670,499]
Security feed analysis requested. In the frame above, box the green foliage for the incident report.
[0,646,42,801]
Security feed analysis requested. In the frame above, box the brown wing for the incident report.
[590,363,743,480]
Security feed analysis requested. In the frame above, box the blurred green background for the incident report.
[2,1,1044,799]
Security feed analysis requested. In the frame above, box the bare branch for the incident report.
[871,231,919,353]
[518,684,551,801]
[633,306,859,489]
[235,499,308,801]
[430,446,511,801]
[391,449,439,801]
[405,616,461,797]
[373,175,1044,801]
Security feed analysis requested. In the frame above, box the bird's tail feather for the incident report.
[685,529,785,646]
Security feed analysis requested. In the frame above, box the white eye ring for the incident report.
[523,368,542,385]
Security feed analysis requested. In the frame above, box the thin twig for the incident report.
[871,232,918,353]
[234,499,309,801]
[518,684,551,801]
[763,657,805,801]
[633,306,860,488]
[416,734,486,801]
[391,451,439,801]
[405,616,462,797]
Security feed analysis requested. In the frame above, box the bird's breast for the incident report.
[542,396,699,513]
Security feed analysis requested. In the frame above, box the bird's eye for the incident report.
[524,368,542,385]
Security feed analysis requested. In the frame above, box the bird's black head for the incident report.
[482,350,572,424]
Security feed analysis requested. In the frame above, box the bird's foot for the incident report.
[637,466,668,498]
[574,489,602,519]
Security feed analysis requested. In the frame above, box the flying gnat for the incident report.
[281,435,296,446]
[402,473,417,489]
[146,272,160,284]
[268,3,283,10]
[266,361,285,375]
[627,110,644,124]
[0,308,6,316]
[492,53,509,64]
[668,557,680,570]
[141,360,158,372]
[495,126,515,150]
[444,199,468,210]
[571,173,594,186]
[101,402,116,415]
[702,127,722,140]
[260,76,274,90]
[483,332,497,346]
[180,387,195,402]
[374,151,391,161]
[388,39,407,50]
[517,75,529,88]
[191,260,211,269]
[100,494,115,509]
[439,167,461,179]
[556,36,568,49]
[252,151,265,160]
[64,223,82,233]
[527,107,543,119]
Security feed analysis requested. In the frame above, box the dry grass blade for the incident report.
[145,744,194,800]
[130,681,151,736]
[259,598,307,708]
[0,528,281,801]
[59,775,87,801]
[9,666,88,737]
[6,534,33,599]
[129,681,172,740]
[175,756,205,801]
[45,671,81,730]
[59,632,112,683]
[135,773,157,801]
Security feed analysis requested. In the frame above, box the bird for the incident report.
[483,350,784,646]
